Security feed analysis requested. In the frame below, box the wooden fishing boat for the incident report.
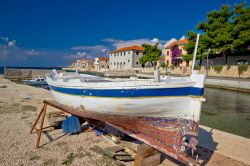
[46,34,204,165]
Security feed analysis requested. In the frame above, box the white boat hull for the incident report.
[50,90,203,123]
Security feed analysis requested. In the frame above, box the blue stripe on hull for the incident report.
[49,85,204,97]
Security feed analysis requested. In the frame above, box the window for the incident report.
[167,51,169,55]
[180,49,182,54]
[124,52,126,55]
[136,51,139,55]
[124,62,125,65]
[136,62,139,64]
[128,51,130,54]
[102,65,104,68]
[114,62,116,65]
[111,63,112,65]
[128,60,130,62]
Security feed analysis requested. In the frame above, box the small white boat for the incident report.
[23,78,47,86]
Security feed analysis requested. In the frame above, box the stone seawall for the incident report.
[4,68,64,80]
[136,65,250,78]
[205,78,250,92]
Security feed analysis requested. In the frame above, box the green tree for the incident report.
[183,32,208,66]
[140,43,161,66]
[197,5,233,64]
[232,3,250,53]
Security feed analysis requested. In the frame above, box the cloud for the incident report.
[151,38,159,43]
[103,37,165,49]
[71,45,108,52]
[70,44,109,59]
[0,36,40,60]
[0,37,9,42]
[7,40,16,47]
[102,38,124,43]
[25,49,39,56]
[63,52,88,59]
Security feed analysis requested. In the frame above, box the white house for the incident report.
[94,57,109,71]
[108,45,144,70]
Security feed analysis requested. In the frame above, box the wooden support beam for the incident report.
[36,104,47,149]
[30,104,46,134]
[134,144,161,166]
[30,103,51,149]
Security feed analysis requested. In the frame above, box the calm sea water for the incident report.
[201,87,250,138]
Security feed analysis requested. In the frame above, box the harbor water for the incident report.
[201,87,250,138]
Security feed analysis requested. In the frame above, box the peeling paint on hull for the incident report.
[44,100,199,165]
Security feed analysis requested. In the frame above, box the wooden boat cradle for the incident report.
[30,99,199,165]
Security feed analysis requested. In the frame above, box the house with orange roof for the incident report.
[162,37,191,67]
[94,57,109,71]
[108,45,144,70]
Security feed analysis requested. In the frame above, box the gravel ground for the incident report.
[0,76,248,166]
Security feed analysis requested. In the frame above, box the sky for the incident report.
[0,0,248,67]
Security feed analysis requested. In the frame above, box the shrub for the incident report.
[238,65,248,76]
[160,63,165,68]
[212,65,223,73]
[194,66,201,70]
[205,66,211,70]
[226,65,231,70]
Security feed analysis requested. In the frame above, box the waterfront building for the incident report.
[94,57,109,71]
[162,37,192,67]
[108,45,144,70]
[72,59,94,71]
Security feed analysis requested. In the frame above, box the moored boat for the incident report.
[23,77,47,86]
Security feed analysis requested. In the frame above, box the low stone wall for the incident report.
[139,65,250,78]
[4,69,65,80]
[205,78,250,92]
[199,65,250,78]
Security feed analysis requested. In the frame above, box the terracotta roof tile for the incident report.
[98,57,109,61]
[165,41,177,49]
[109,45,144,54]
[165,38,188,49]
[177,38,188,45]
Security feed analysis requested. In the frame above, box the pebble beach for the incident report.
[0,76,249,166]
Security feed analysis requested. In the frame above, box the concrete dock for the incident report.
[199,125,250,165]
